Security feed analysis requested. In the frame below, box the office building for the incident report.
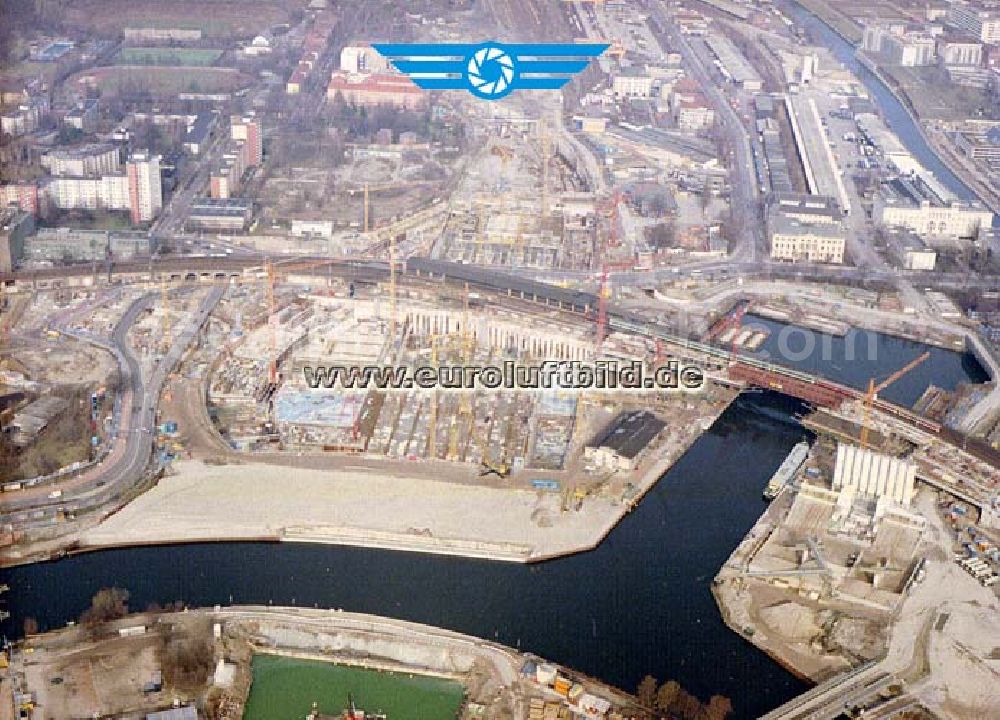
[327,73,426,109]
[937,36,984,66]
[230,114,262,166]
[612,69,654,98]
[769,215,846,264]
[875,176,994,238]
[884,32,937,66]
[768,194,846,264]
[187,198,253,232]
[24,228,155,263]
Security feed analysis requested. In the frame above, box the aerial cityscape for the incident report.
[0,0,998,718]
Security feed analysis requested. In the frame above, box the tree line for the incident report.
[637,674,734,720]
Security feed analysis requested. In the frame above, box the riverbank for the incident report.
[0,387,736,568]
[2,606,646,720]
[712,480,1000,719]
[786,0,990,210]
[853,52,999,215]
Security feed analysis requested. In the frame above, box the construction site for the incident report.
[67,254,732,561]
[5,605,652,720]
[712,346,1000,718]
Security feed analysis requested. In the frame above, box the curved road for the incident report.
[2,286,224,526]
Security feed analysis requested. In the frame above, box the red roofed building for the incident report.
[326,72,426,110]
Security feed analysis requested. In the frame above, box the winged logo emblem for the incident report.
[371,42,609,100]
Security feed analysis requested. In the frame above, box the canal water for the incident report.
[742,315,989,408]
[0,330,987,718]
[781,1,988,211]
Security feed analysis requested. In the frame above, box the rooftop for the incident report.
[190,198,253,217]
[771,214,847,238]
[183,113,216,146]
[880,175,955,208]
[44,143,119,161]
[771,193,843,221]
[587,410,666,459]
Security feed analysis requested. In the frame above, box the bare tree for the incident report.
[80,587,130,627]
[656,679,681,711]
[637,674,658,708]
[23,617,39,636]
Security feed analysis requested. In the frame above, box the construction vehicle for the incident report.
[480,459,511,479]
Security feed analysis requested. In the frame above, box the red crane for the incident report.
[596,265,609,348]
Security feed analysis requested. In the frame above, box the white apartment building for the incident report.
[948,1,1000,43]
[884,32,937,66]
[937,37,984,66]
[47,151,162,225]
[41,144,122,177]
[613,71,654,98]
[126,152,162,224]
[49,175,129,212]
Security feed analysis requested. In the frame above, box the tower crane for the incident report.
[595,258,635,348]
[859,352,930,448]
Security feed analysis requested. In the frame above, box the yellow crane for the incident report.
[448,284,476,461]
[428,336,439,459]
[859,351,930,448]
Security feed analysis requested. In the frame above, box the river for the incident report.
[0,327,987,718]
[1,8,994,711]
[782,0,987,210]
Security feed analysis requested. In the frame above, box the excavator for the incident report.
[479,459,511,479]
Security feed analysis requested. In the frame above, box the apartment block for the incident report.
[0,206,35,272]
[41,143,122,177]
[948,2,1000,43]
[126,152,162,224]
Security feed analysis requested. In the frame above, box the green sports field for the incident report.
[116,47,223,66]
[242,654,465,720]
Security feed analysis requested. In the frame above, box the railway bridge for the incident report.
[2,256,995,469]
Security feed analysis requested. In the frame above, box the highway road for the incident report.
[1,286,224,526]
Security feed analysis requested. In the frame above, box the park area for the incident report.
[243,654,465,720]
[115,47,224,66]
